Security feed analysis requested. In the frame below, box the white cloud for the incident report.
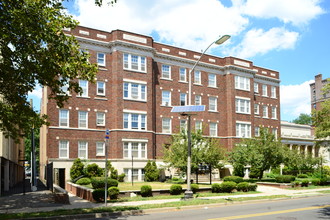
[242,0,324,26]
[280,80,314,120]
[228,27,299,59]
[28,85,42,99]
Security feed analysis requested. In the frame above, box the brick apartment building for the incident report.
[310,74,330,111]
[40,26,280,187]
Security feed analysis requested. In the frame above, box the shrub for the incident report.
[275,175,296,183]
[118,173,125,182]
[320,177,329,186]
[220,181,237,193]
[144,160,159,182]
[170,184,182,195]
[110,169,118,180]
[140,185,153,197]
[70,158,85,181]
[248,183,257,191]
[312,178,320,186]
[223,176,243,184]
[92,189,105,202]
[91,177,118,189]
[108,186,120,200]
[301,180,309,187]
[236,182,249,192]
[297,174,308,178]
[191,184,199,194]
[211,183,221,193]
[85,163,103,178]
[168,177,185,184]
[76,177,91,185]
[291,181,300,188]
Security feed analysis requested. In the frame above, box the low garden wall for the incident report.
[257,182,291,189]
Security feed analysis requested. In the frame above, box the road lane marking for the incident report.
[209,204,330,220]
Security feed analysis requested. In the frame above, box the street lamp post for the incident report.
[184,35,230,199]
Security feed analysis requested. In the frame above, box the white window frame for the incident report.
[179,68,187,82]
[124,168,145,182]
[209,122,218,137]
[235,76,250,91]
[208,73,216,87]
[161,64,171,79]
[180,119,187,131]
[262,85,268,97]
[180,93,187,106]
[59,109,69,127]
[162,90,171,106]
[123,53,146,72]
[194,70,201,84]
[78,80,88,97]
[272,128,278,139]
[96,112,105,126]
[195,95,202,105]
[254,104,259,115]
[78,111,88,128]
[97,52,105,66]
[97,81,105,96]
[96,142,105,156]
[195,121,202,132]
[235,97,251,114]
[123,142,147,159]
[123,82,147,101]
[271,86,276,98]
[78,141,88,159]
[123,112,146,130]
[263,106,268,118]
[162,118,171,134]
[255,127,260,137]
[271,106,277,119]
[236,122,251,138]
[59,140,69,158]
[59,77,69,95]
[209,97,217,111]
[254,82,259,93]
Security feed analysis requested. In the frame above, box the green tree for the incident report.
[292,113,312,125]
[312,99,330,140]
[70,158,85,181]
[283,149,321,174]
[163,129,226,177]
[144,160,159,182]
[230,128,284,179]
[0,0,98,140]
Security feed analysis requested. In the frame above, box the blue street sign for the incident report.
[105,129,110,135]
[105,136,109,139]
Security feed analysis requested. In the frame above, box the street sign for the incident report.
[105,129,110,139]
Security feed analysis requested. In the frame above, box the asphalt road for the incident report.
[111,195,330,220]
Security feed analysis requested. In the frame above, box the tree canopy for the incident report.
[312,99,330,140]
[292,113,312,125]
[0,0,98,139]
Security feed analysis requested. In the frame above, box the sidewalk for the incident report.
[1,179,329,215]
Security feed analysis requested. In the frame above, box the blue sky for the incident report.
[29,0,330,122]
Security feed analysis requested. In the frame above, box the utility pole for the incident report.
[104,129,110,206]
[30,99,37,191]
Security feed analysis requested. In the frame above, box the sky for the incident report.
[28,0,330,122]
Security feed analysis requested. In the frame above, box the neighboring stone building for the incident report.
[40,26,281,187]
[0,132,25,195]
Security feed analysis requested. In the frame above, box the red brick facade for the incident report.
[40,26,280,183]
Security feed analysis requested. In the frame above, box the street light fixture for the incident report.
[174,35,230,199]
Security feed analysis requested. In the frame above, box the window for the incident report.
[271,107,277,119]
[96,142,105,156]
[162,65,171,79]
[123,142,147,159]
[263,106,268,118]
[59,140,69,158]
[235,98,250,114]
[79,80,88,97]
[194,70,201,84]
[123,82,146,101]
[96,112,105,126]
[97,53,105,66]
[97,81,105,96]
[254,82,259,93]
[271,86,276,98]
[262,85,268,96]
[180,120,187,131]
[235,76,250,91]
[209,97,217,111]
[123,53,146,72]
[272,128,278,139]
[162,118,171,133]
[236,123,251,138]
[195,95,202,105]
[124,168,144,181]
[208,73,216,87]
[123,113,146,130]
[78,141,88,159]
[179,68,186,82]
[254,104,259,115]
[255,127,260,137]
[180,93,187,106]
[78,111,88,128]
[59,109,69,127]
[162,91,171,106]
[209,123,217,137]
[59,77,69,95]
[195,121,202,132]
